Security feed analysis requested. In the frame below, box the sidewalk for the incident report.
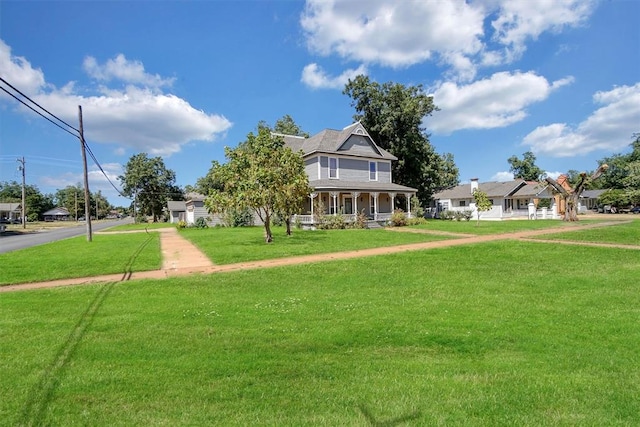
[1,221,637,293]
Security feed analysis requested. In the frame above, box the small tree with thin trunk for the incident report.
[205,125,310,243]
[473,189,492,225]
[545,164,608,221]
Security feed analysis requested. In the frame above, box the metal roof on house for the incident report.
[309,179,417,193]
[280,122,397,160]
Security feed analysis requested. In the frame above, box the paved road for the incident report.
[0,218,134,254]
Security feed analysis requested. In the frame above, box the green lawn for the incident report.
[0,233,162,285]
[1,241,639,425]
[106,222,174,231]
[412,218,607,235]
[533,219,640,245]
[179,226,456,264]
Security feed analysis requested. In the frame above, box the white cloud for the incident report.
[522,83,640,157]
[545,171,564,180]
[301,63,367,89]
[83,54,175,88]
[300,0,596,81]
[0,39,46,97]
[41,163,125,199]
[301,0,484,77]
[426,71,573,134]
[491,0,595,62]
[0,39,231,157]
[490,171,514,182]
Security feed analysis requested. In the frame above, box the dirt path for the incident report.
[2,220,637,293]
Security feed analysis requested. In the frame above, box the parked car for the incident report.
[632,206,640,214]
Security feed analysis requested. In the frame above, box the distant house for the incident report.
[281,122,417,225]
[580,189,606,212]
[0,202,22,222]
[167,200,186,224]
[43,207,71,221]
[432,178,557,220]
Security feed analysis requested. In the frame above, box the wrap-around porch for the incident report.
[295,190,416,225]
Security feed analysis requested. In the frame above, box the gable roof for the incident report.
[167,201,186,212]
[434,180,528,199]
[0,202,21,212]
[43,207,70,216]
[581,189,606,199]
[280,122,396,161]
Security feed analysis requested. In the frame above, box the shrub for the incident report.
[389,209,407,227]
[350,209,368,229]
[223,207,254,227]
[460,210,474,221]
[194,217,209,229]
[407,216,428,226]
[410,196,424,219]
[439,210,454,220]
[176,220,188,230]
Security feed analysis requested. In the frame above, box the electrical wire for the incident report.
[0,86,80,138]
[0,77,79,133]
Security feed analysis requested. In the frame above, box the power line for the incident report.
[0,76,79,133]
[0,86,79,138]
[1,76,130,200]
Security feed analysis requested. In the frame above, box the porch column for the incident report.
[310,192,317,217]
[404,192,412,218]
[330,192,338,215]
[388,192,396,213]
[371,192,379,220]
[352,192,360,215]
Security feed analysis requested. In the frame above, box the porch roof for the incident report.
[309,179,417,194]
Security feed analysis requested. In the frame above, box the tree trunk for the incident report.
[263,215,273,243]
[285,217,292,236]
[564,193,580,221]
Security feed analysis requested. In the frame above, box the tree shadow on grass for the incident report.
[358,403,422,426]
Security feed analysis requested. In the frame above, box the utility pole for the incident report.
[17,156,26,229]
[78,105,92,241]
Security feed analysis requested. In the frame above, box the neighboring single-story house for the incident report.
[167,200,186,224]
[431,178,557,220]
[43,207,71,221]
[0,202,22,222]
[579,189,606,212]
[281,122,417,225]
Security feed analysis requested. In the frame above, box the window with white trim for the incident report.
[369,161,377,181]
[329,157,338,179]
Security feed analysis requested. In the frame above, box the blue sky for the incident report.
[1,0,638,206]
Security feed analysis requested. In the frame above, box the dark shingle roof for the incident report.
[281,122,396,160]
[581,189,606,199]
[434,180,527,199]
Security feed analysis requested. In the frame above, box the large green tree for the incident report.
[54,185,85,220]
[0,181,54,221]
[118,153,182,222]
[343,75,458,205]
[273,114,310,138]
[205,125,310,243]
[508,151,545,181]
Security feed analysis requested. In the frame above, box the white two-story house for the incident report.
[281,122,417,224]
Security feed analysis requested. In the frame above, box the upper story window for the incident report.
[329,157,338,179]
[369,161,377,181]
